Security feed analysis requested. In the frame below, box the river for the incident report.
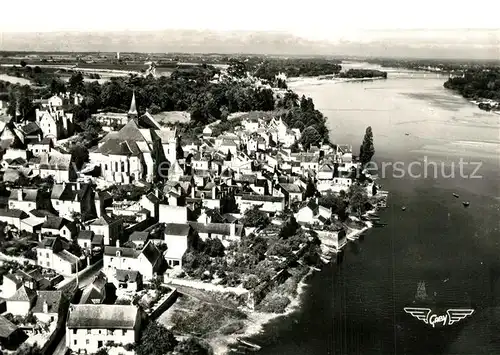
[242,63,500,355]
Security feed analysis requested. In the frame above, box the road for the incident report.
[51,261,104,355]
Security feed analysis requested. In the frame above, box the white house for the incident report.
[295,199,332,226]
[103,241,161,281]
[6,286,36,316]
[88,215,123,246]
[238,194,285,214]
[66,304,141,353]
[158,205,188,224]
[8,189,40,213]
[163,223,191,268]
[36,236,80,275]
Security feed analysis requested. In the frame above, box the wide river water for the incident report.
[243,63,500,355]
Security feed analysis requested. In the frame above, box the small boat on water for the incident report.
[401,206,406,211]
[453,193,459,198]
[463,201,470,207]
[236,338,261,351]
[405,133,410,136]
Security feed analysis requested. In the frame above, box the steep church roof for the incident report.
[128,92,138,116]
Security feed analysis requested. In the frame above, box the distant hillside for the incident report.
[0,29,498,59]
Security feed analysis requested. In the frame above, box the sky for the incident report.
[1,0,499,41]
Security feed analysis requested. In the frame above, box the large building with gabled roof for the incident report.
[89,95,177,184]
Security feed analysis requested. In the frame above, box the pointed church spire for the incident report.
[128,91,138,119]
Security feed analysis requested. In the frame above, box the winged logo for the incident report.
[446,309,475,325]
[404,308,432,324]
[404,307,474,327]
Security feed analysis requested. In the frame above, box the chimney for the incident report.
[191,187,195,199]
[38,233,43,242]
[229,223,236,237]
[212,185,217,199]
[76,182,81,190]
[72,184,76,191]
[17,190,22,201]
[116,240,120,248]
[42,301,48,313]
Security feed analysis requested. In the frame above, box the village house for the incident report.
[202,126,212,137]
[275,183,304,206]
[8,188,40,213]
[6,285,36,316]
[0,209,29,229]
[128,231,150,249]
[158,204,188,224]
[32,290,64,323]
[76,230,104,252]
[113,269,142,293]
[88,215,123,246]
[0,315,25,349]
[163,223,192,268]
[51,182,95,220]
[36,236,80,275]
[138,192,160,219]
[27,137,52,156]
[66,304,141,353]
[36,152,76,183]
[189,222,244,246]
[35,106,74,142]
[238,194,285,214]
[41,216,77,239]
[103,241,161,281]
[80,273,107,304]
[295,199,332,226]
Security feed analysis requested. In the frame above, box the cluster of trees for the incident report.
[338,69,388,79]
[278,94,330,150]
[444,68,500,109]
[367,58,500,72]
[253,58,342,80]
[67,64,275,127]
[135,321,213,355]
[4,83,35,122]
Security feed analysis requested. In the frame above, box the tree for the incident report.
[92,348,109,355]
[81,117,102,143]
[14,343,42,355]
[174,337,213,355]
[349,184,369,218]
[241,205,270,228]
[203,238,225,257]
[50,79,66,95]
[20,60,27,68]
[304,178,316,198]
[68,72,85,94]
[135,322,178,355]
[359,126,375,166]
[70,143,89,170]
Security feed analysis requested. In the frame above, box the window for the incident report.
[107,329,114,336]
[46,253,49,258]
[46,262,49,267]
[74,340,77,345]
[86,339,89,345]
[98,330,101,334]
[87,329,91,335]
[73,329,77,334]
[122,330,126,336]
[122,258,126,263]
[63,229,66,235]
